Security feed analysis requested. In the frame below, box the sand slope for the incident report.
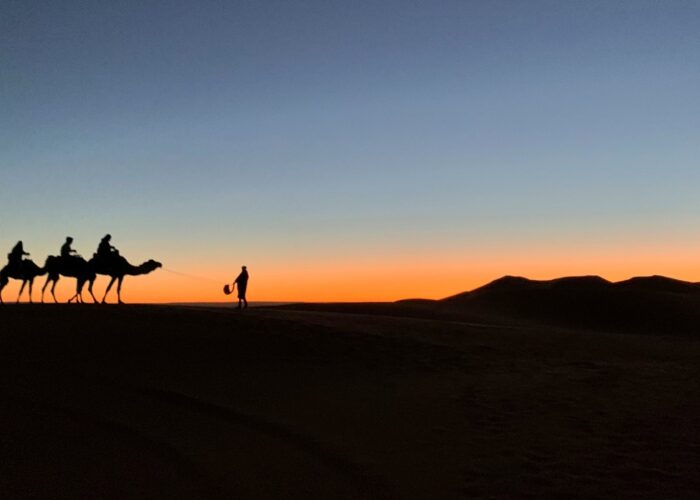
[1,304,700,498]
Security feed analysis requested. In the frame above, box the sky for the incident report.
[2,0,700,302]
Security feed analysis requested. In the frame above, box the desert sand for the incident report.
[2,277,700,498]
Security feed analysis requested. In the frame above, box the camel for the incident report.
[42,254,162,304]
[0,260,47,304]
[93,255,162,304]
[42,255,97,304]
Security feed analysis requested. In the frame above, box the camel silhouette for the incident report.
[41,255,97,303]
[42,255,162,304]
[0,260,47,304]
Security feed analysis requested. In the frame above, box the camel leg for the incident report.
[0,278,5,304]
[68,279,83,304]
[117,277,124,304]
[28,279,34,304]
[41,276,51,303]
[103,277,117,304]
[77,279,86,304]
[17,281,27,304]
[71,280,80,303]
[88,279,97,303]
[45,275,59,303]
[51,280,59,304]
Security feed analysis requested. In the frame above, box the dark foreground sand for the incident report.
[1,304,700,498]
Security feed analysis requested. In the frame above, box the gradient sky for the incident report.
[2,0,700,302]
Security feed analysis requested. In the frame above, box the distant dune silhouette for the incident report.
[278,275,700,336]
[444,274,700,300]
[436,275,700,334]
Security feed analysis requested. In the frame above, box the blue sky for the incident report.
[2,1,700,300]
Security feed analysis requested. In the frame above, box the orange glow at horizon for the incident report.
[5,242,700,304]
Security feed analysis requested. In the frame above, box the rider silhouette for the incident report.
[96,234,118,258]
[95,234,119,270]
[61,237,79,259]
[8,241,29,272]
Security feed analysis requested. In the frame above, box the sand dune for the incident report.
[2,297,700,498]
[281,275,700,335]
[441,275,700,335]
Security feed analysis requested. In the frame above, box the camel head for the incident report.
[140,259,162,274]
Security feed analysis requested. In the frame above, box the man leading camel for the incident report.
[231,266,249,309]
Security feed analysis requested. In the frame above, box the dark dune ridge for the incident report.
[278,275,700,335]
[441,274,700,334]
[2,277,700,498]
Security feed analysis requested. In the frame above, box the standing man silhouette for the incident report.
[232,266,249,309]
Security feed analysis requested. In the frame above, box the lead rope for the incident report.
[162,267,224,285]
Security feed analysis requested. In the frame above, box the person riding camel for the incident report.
[95,234,119,268]
[8,241,30,272]
[61,237,80,262]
